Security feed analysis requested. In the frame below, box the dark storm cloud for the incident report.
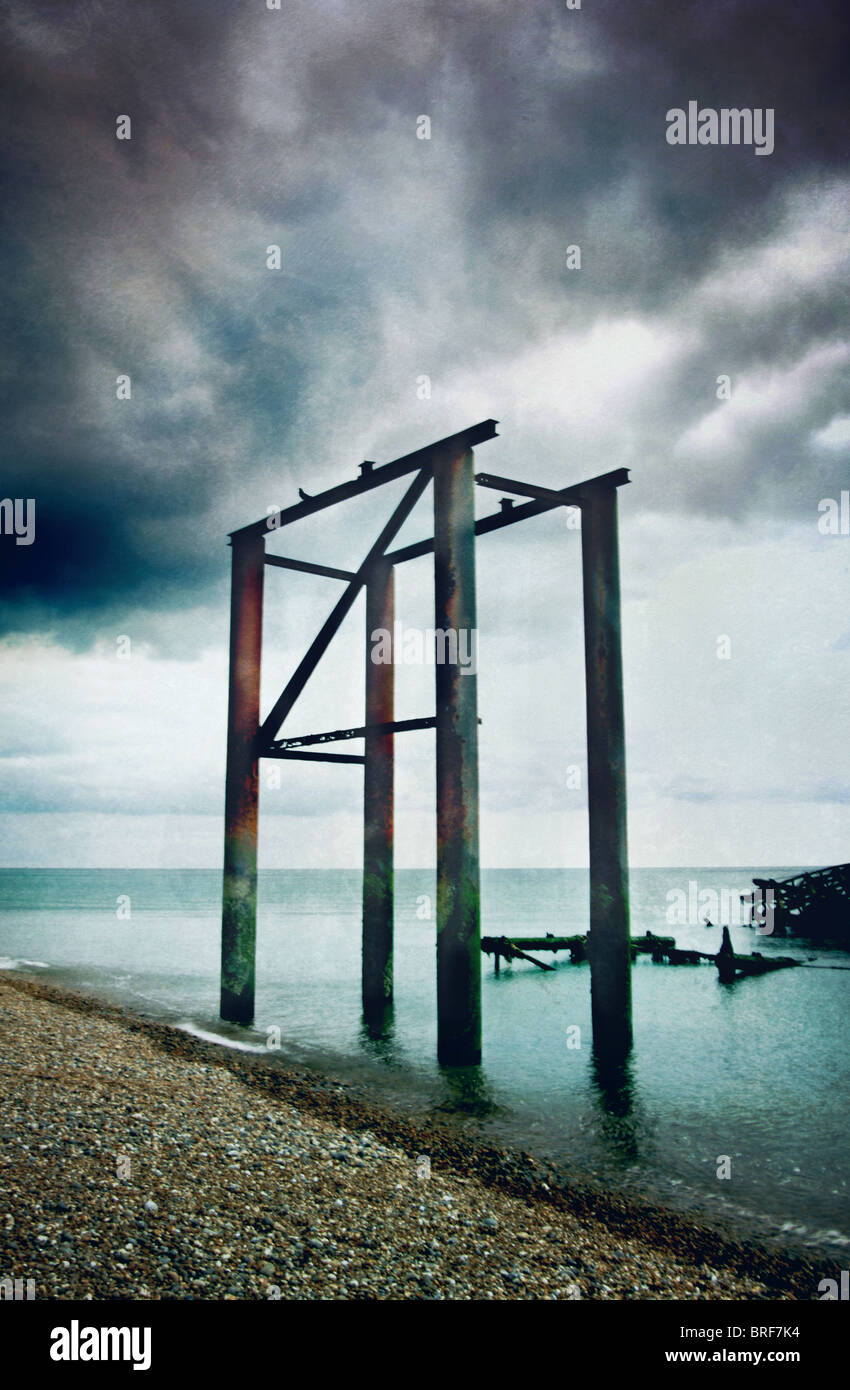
[397,0,848,312]
[0,0,847,641]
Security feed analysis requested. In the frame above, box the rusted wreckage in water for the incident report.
[741,863,850,944]
[482,928,799,983]
[714,926,799,983]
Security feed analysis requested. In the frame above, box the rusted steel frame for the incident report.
[221,532,265,1025]
[363,558,395,1014]
[230,420,498,540]
[434,442,482,1066]
[256,465,434,749]
[581,483,632,1059]
[268,716,436,751]
[264,554,356,582]
[384,469,630,566]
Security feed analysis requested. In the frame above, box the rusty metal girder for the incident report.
[265,716,436,753]
[230,420,498,540]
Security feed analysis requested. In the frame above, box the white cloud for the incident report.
[812,414,850,450]
[673,341,850,466]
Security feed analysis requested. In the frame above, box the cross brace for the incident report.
[256,465,434,747]
[265,716,437,754]
[267,750,366,764]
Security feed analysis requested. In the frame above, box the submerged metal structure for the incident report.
[220,420,632,1064]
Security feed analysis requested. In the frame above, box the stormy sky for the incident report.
[0,0,848,869]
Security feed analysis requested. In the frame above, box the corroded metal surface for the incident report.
[434,444,482,1066]
[581,484,632,1060]
[362,559,395,1014]
[221,532,265,1024]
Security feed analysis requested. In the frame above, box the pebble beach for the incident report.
[0,975,829,1301]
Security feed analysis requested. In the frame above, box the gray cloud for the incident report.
[1,0,848,863]
[1,0,848,644]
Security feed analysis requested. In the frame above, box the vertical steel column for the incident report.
[434,444,482,1065]
[362,559,395,1015]
[580,484,632,1059]
[220,532,265,1024]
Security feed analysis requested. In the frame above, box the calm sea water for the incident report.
[1,867,848,1257]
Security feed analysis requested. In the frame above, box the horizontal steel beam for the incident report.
[475,466,629,505]
[267,716,437,752]
[384,468,630,566]
[264,749,366,764]
[230,420,499,540]
[264,554,356,582]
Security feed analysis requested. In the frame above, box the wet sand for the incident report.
[0,975,831,1300]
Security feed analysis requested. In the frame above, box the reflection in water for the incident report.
[436,1063,499,1118]
[589,1050,645,1164]
[359,1003,396,1061]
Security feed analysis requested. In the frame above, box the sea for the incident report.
[1,866,847,1260]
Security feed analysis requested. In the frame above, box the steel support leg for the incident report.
[221,533,265,1023]
[581,485,632,1059]
[434,445,482,1065]
[362,559,395,1014]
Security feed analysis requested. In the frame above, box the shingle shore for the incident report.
[0,976,826,1301]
